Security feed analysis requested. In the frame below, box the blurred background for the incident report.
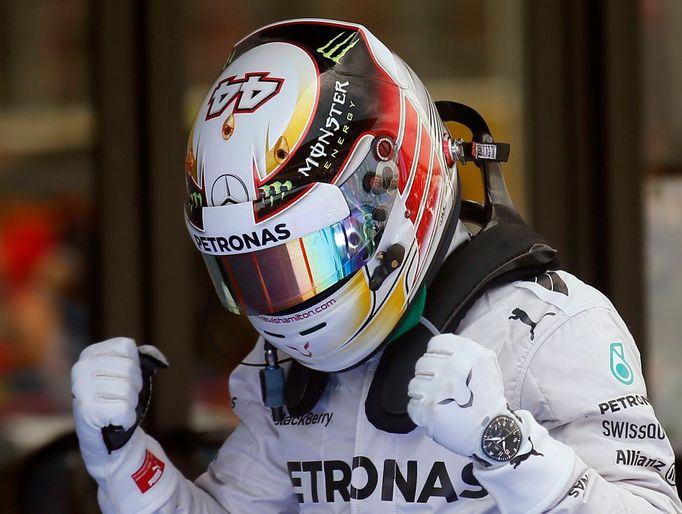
[0,0,681,511]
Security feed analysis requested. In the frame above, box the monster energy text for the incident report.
[297,80,355,178]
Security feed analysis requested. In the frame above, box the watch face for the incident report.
[481,415,522,462]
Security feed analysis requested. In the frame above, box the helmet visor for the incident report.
[202,136,400,315]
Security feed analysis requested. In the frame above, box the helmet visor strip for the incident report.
[204,135,400,315]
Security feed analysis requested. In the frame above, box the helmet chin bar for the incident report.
[436,101,525,231]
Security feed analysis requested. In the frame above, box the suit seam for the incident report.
[514,305,614,416]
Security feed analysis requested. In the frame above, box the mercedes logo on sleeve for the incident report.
[211,174,250,206]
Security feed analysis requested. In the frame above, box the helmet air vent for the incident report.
[300,323,327,336]
[274,135,290,163]
[222,113,235,140]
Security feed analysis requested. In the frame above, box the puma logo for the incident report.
[510,436,544,469]
[509,308,556,341]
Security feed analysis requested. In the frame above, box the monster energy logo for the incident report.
[259,180,293,206]
[317,31,360,64]
[189,192,203,208]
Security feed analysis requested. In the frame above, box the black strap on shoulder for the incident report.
[364,322,433,433]
[426,223,557,332]
[365,223,558,433]
[284,360,330,418]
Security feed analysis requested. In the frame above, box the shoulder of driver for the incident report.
[458,269,646,424]
[228,270,646,425]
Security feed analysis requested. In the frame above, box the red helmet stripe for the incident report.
[415,148,443,267]
[398,98,420,194]
[404,123,432,223]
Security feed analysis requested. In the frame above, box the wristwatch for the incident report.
[481,414,523,462]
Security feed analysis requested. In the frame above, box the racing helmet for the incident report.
[185,19,460,372]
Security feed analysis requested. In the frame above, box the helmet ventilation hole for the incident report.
[372,207,387,221]
[274,136,290,163]
[264,330,285,339]
[363,172,386,194]
[222,113,235,140]
[300,323,327,336]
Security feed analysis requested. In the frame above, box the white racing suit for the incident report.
[95,271,682,513]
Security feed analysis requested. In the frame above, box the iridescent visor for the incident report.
[204,205,381,315]
[199,134,401,315]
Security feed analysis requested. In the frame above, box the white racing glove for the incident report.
[407,334,575,514]
[407,333,511,464]
[72,337,178,513]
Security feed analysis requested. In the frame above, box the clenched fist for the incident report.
[407,334,515,466]
[71,337,167,479]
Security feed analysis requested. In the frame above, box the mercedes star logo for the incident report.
[211,174,249,206]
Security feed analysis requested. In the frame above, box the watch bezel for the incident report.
[481,414,523,462]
